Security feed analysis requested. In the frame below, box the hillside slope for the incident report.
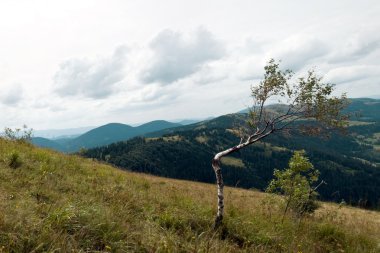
[32,120,181,152]
[84,113,380,208]
[0,139,379,252]
[68,123,138,151]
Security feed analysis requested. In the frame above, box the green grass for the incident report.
[0,138,379,252]
[221,157,245,168]
[348,121,375,126]
[146,135,183,142]
[195,135,209,144]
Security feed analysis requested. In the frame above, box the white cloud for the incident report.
[266,35,330,71]
[0,84,23,106]
[191,62,229,85]
[233,35,330,81]
[235,56,267,81]
[140,27,225,84]
[329,31,380,63]
[1,0,380,129]
[54,46,128,99]
[325,65,380,84]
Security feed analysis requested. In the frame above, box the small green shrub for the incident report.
[7,151,22,169]
[266,150,322,219]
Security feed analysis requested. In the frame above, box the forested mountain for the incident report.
[67,123,138,151]
[32,120,181,152]
[344,98,380,121]
[82,98,380,208]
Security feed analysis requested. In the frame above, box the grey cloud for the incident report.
[329,34,380,63]
[131,85,180,106]
[241,37,268,54]
[111,85,181,113]
[325,65,380,85]
[236,37,329,81]
[352,40,380,58]
[1,84,23,106]
[193,65,228,85]
[140,28,225,84]
[273,38,329,71]
[54,46,128,99]
[236,58,266,81]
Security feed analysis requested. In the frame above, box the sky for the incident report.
[0,0,379,130]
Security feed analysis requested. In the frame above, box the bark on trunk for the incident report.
[212,157,224,228]
[210,129,273,229]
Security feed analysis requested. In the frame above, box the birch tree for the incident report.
[212,59,348,228]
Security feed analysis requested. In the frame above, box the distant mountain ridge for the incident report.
[344,98,380,121]
[32,120,181,152]
[33,126,96,139]
[32,98,380,153]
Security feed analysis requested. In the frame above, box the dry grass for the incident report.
[348,121,375,126]
[221,157,245,168]
[315,203,380,242]
[146,135,182,142]
[0,138,379,252]
[195,135,209,144]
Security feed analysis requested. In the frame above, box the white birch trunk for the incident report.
[211,129,273,228]
[212,156,224,227]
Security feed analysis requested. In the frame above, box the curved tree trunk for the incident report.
[211,147,241,229]
[211,128,273,229]
[212,156,224,228]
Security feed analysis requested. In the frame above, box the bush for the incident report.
[266,150,322,219]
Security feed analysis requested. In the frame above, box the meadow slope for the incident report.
[0,138,379,252]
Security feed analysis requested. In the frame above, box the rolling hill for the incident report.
[68,123,138,151]
[0,138,379,252]
[345,98,380,121]
[32,120,181,152]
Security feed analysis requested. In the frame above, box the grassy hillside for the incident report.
[1,139,379,252]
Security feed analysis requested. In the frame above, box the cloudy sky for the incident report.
[1,0,379,130]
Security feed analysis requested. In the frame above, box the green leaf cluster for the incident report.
[266,150,320,218]
[249,59,349,135]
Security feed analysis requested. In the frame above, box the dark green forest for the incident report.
[82,111,380,209]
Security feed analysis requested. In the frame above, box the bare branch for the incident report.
[313,180,327,192]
